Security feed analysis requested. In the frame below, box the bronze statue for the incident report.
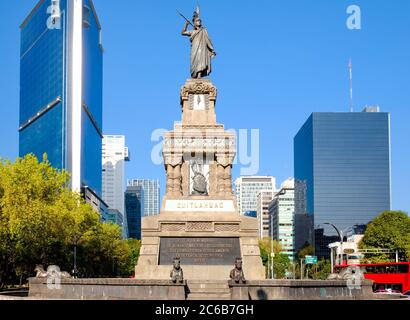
[230,258,246,284]
[181,6,216,79]
[170,257,184,283]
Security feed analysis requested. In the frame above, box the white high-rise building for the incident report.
[269,178,296,261]
[127,179,160,216]
[235,176,276,216]
[102,135,130,237]
[256,190,274,239]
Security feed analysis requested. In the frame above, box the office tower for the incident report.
[256,190,274,239]
[102,135,130,236]
[294,179,313,252]
[83,186,109,220]
[294,110,391,258]
[235,176,276,216]
[127,179,160,216]
[19,0,104,204]
[125,185,144,240]
[268,178,296,260]
[106,208,124,229]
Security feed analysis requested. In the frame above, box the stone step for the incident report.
[187,280,229,283]
[186,280,231,300]
[188,288,231,294]
[187,292,231,300]
[187,283,229,290]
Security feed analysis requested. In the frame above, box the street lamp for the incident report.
[270,213,274,279]
[323,222,344,270]
[73,234,78,278]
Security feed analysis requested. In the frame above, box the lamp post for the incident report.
[73,234,78,278]
[270,212,274,279]
[323,222,344,267]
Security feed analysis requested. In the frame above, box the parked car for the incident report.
[374,289,402,295]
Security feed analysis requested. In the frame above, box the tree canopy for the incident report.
[0,154,140,289]
[359,210,410,262]
[259,238,290,279]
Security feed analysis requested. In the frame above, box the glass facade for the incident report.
[19,0,103,196]
[127,179,160,216]
[81,0,103,195]
[294,112,391,258]
[19,0,66,169]
[125,186,144,240]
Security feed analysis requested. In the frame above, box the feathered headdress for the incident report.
[192,5,200,22]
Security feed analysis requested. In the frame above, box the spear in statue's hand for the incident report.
[177,10,194,27]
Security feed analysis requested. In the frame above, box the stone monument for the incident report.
[134,8,265,281]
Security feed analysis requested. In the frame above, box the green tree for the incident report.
[0,154,141,288]
[259,238,290,279]
[297,241,314,259]
[314,259,331,279]
[272,254,290,279]
[359,210,410,262]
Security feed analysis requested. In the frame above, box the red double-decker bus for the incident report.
[335,262,410,293]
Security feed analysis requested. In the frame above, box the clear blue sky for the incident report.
[0,0,409,213]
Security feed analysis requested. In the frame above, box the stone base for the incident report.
[27,278,381,300]
[28,278,186,300]
[135,205,265,281]
[229,280,376,300]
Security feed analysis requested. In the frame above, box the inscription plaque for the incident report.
[159,237,241,265]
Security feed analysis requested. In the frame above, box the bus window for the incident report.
[392,284,403,292]
[375,284,385,291]
[398,264,409,273]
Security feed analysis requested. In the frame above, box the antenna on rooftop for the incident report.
[348,58,353,112]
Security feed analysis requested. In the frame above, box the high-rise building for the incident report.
[102,135,130,237]
[127,179,160,216]
[294,179,313,252]
[268,178,296,260]
[106,208,124,229]
[125,185,144,239]
[256,190,274,239]
[294,110,391,258]
[19,0,104,200]
[235,176,276,216]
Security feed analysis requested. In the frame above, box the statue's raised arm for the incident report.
[180,6,216,79]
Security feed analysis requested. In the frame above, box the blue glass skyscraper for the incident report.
[294,109,391,258]
[19,0,103,196]
[125,186,144,240]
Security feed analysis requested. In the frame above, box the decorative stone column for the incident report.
[173,164,182,196]
[216,162,225,195]
[164,154,183,197]
[216,154,234,196]
[224,165,233,196]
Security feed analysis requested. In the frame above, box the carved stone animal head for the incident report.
[234,258,243,270]
[173,257,181,270]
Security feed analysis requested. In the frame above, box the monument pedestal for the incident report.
[135,197,265,280]
[135,79,265,281]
